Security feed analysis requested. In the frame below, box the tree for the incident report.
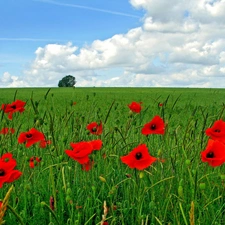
[58,75,76,87]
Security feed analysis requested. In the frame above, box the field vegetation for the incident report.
[0,87,225,225]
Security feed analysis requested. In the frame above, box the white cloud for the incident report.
[3,0,225,87]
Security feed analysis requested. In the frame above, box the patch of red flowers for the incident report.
[205,119,225,143]
[1,99,26,120]
[29,157,42,168]
[201,139,225,167]
[128,101,142,113]
[0,128,15,135]
[121,144,157,170]
[141,115,165,135]
[65,140,102,168]
[0,153,22,188]
[86,121,103,135]
[18,128,46,148]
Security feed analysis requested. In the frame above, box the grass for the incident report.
[0,87,225,225]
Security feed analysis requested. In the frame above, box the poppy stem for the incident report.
[7,204,25,225]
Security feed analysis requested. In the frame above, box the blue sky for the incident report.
[1,0,225,87]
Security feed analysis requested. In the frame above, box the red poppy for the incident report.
[0,153,22,188]
[29,157,42,168]
[18,128,45,148]
[0,128,15,135]
[158,103,163,107]
[201,139,225,167]
[82,159,94,171]
[89,139,103,151]
[86,122,103,135]
[205,120,225,143]
[50,196,54,211]
[141,115,165,135]
[128,101,142,113]
[65,141,93,164]
[120,144,157,170]
[65,140,102,165]
[39,139,51,148]
[1,100,26,120]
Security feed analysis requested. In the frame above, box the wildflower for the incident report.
[39,139,51,148]
[1,99,26,120]
[158,103,163,107]
[86,121,103,135]
[18,128,45,148]
[121,144,157,170]
[29,157,42,168]
[65,140,102,165]
[0,128,15,135]
[141,115,165,135]
[0,153,22,188]
[205,120,225,143]
[128,101,142,113]
[89,139,103,151]
[49,196,54,211]
[201,139,225,167]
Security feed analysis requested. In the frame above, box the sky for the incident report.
[1,0,225,88]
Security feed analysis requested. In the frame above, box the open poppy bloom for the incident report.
[205,120,225,143]
[0,128,15,135]
[121,144,157,170]
[29,157,42,168]
[86,122,103,135]
[128,101,142,113]
[0,153,22,188]
[141,115,165,135]
[18,128,45,148]
[65,140,102,165]
[1,100,26,120]
[201,139,225,167]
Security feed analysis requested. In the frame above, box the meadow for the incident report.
[0,87,225,225]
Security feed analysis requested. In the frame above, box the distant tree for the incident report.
[58,75,76,87]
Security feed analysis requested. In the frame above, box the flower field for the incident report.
[0,87,225,225]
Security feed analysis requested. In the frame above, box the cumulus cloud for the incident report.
[3,0,225,87]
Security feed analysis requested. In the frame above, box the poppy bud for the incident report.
[199,183,206,190]
[221,174,225,181]
[66,188,72,196]
[99,176,106,183]
[185,159,191,166]
[178,185,183,198]
[139,171,144,179]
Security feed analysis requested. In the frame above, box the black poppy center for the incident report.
[135,152,142,160]
[214,129,220,133]
[150,124,156,130]
[11,105,16,109]
[26,134,33,138]
[206,151,214,158]
[0,169,5,176]
[92,127,97,132]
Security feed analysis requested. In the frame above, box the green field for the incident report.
[0,87,225,225]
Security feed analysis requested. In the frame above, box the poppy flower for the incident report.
[201,139,225,167]
[128,101,142,113]
[18,128,45,148]
[120,144,157,170]
[141,115,165,135]
[89,139,103,151]
[29,157,42,168]
[1,100,26,120]
[0,153,22,188]
[49,196,54,211]
[65,140,102,165]
[158,103,163,107]
[0,128,15,135]
[86,122,103,135]
[39,139,51,148]
[205,120,225,143]
[65,141,94,164]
